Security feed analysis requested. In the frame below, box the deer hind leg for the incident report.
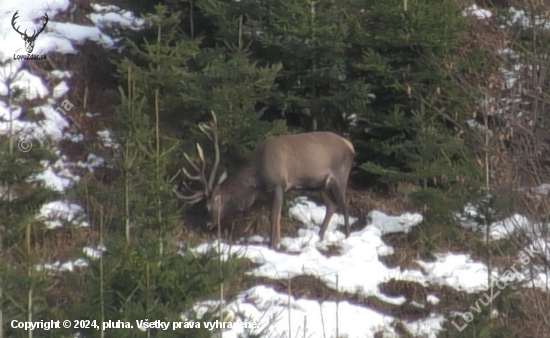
[270,185,284,249]
[319,190,336,241]
[329,178,351,238]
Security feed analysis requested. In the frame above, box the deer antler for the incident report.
[11,11,48,39]
[30,13,49,39]
[176,111,222,203]
[11,11,24,36]
[176,143,209,204]
[198,111,221,191]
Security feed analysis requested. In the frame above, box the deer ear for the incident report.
[217,170,228,185]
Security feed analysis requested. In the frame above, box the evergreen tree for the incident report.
[214,0,361,133]
[65,7,249,337]
[181,46,287,164]
[0,62,63,337]
[183,0,291,163]
[347,0,485,201]
[119,3,288,166]
[115,5,201,136]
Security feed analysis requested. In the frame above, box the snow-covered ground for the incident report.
[189,194,550,338]
[1,1,549,338]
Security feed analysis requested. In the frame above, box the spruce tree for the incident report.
[0,62,63,337]
[347,0,484,203]
[67,7,248,337]
[211,0,360,133]
[180,46,287,164]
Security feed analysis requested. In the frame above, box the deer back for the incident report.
[240,131,355,193]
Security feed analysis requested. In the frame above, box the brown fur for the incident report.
[177,113,355,249]
[213,131,355,248]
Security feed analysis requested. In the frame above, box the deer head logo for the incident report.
[11,11,49,54]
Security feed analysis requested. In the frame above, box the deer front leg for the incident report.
[319,190,336,241]
[270,186,284,248]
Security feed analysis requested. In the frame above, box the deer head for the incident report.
[12,11,49,54]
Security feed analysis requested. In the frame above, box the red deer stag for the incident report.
[176,111,355,248]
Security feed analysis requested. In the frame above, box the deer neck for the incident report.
[219,164,259,217]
